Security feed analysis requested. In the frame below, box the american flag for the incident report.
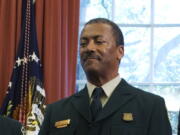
[0,0,46,134]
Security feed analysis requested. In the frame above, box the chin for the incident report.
[83,66,99,74]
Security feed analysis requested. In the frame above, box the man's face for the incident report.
[80,23,124,76]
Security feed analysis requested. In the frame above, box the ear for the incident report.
[116,45,124,60]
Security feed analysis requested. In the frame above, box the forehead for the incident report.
[81,23,113,38]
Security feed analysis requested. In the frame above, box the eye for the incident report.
[95,40,105,45]
[80,40,88,47]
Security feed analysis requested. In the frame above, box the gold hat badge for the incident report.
[55,119,71,128]
[122,113,133,122]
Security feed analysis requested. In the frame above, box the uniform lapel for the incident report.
[96,79,137,122]
[71,86,92,123]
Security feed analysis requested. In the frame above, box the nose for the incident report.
[86,40,96,51]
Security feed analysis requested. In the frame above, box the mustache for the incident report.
[81,52,101,61]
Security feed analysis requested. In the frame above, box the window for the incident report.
[76,0,180,134]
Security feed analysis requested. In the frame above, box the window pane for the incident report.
[134,85,151,91]
[120,27,151,82]
[155,0,180,24]
[114,0,151,24]
[154,28,180,82]
[76,79,86,91]
[80,0,112,23]
[76,60,86,91]
[169,111,179,135]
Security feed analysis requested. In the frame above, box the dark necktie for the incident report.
[90,87,104,121]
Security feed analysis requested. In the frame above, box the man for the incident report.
[0,115,23,135]
[39,18,172,135]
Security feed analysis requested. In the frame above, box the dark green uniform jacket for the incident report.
[178,110,180,135]
[39,79,172,135]
[0,115,22,135]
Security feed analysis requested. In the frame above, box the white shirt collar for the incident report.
[87,75,121,98]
